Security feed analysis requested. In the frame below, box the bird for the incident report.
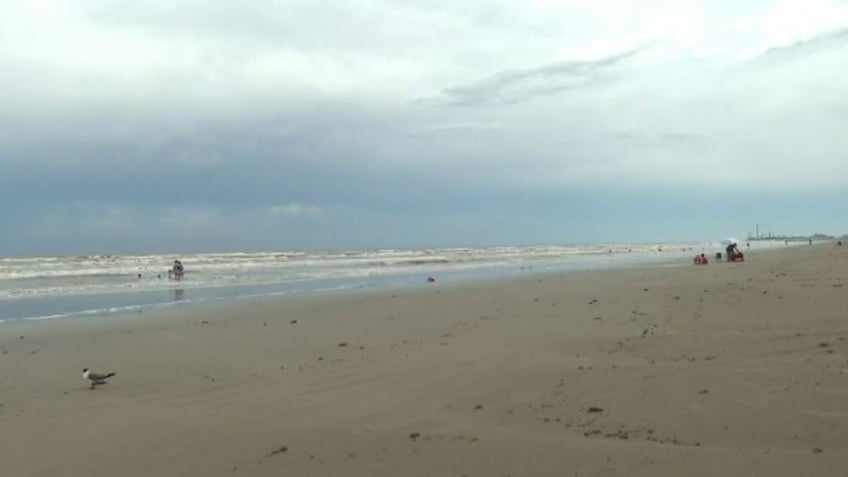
[82,368,116,389]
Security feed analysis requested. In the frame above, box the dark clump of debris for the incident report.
[267,446,288,457]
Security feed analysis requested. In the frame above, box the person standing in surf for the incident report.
[172,260,185,280]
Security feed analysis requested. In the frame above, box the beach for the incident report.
[1,244,847,476]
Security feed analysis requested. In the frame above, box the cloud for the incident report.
[269,204,324,218]
[413,121,503,136]
[750,26,848,65]
[610,130,703,148]
[2,0,848,253]
[441,47,645,106]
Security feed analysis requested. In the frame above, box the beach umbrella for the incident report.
[724,237,740,245]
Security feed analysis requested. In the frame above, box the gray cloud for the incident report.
[2,1,848,253]
[751,27,848,65]
[611,130,703,148]
[442,47,645,106]
[412,121,503,137]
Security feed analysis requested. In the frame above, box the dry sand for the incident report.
[2,244,848,476]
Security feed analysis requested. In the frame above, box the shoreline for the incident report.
[0,242,800,325]
[2,243,846,476]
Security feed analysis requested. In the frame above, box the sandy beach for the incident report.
[2,244,847,476]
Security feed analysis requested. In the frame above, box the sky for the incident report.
[1,0,847,254]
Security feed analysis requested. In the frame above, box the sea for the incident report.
[0,241,787,323]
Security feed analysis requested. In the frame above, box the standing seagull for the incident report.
[82,368,116,389]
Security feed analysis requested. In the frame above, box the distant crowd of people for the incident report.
[693,241,746,265]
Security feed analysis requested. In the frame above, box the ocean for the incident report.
[0,241,785,323]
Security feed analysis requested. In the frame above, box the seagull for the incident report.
[82,368,116,389]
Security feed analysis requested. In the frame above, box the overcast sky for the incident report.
[2,0,847,254]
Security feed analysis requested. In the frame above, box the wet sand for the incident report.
[1,244,847,476]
